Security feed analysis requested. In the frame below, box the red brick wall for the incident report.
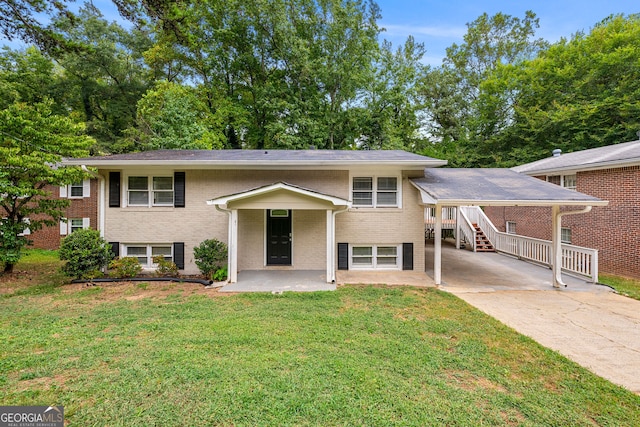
[28,180,99,250]
[485,167,640,278]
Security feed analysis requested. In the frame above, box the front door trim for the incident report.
[266,209,292,266]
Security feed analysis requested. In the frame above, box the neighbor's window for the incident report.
[127,176,174,207]
[506,221,516,235]
[547,174,576,191]
[351,245,399,269]
[125,244,172,267]
[352,176,398,207]
[561,228,572,244]
[563,174,577,191]
[70,218,84,233]
[70,182,84,197]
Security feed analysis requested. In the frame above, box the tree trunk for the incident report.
[3,262,14,274]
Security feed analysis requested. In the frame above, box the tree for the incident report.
[419,11,547,166]
[0,100,93,273]
[496,14,640,164]
[128,80,225,150]
[51,3,154,153]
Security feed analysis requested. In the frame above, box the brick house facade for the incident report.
[27,179,99,250]
[485,141,640,279]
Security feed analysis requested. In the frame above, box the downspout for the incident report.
[81,166,105,238]
[329,206,349,283]
[552,205,592,288]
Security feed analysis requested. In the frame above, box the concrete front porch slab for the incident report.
[220,270,335,293]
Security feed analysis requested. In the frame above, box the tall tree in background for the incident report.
[419,11,547,166]
[122,0,398,150]
[496,14,640,164]
[51,3,154,153]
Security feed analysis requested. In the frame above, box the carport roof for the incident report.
[410,168,608,206]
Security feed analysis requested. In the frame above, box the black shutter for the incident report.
[173,242,185,270]
[402,242,413,270]
[338,243,349,270]
[174,172,185,208]
[109,172,121,207]
[109,242,120,258]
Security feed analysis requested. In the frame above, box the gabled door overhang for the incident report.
[208,182,351,284]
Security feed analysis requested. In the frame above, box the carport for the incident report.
[410,169,608,287]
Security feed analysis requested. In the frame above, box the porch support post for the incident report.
[229,209,238,283]
[326,209,334,283]
[434,204,443,285]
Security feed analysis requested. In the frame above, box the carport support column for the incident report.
[551,205,562,288]
[455,206,461,250]
[229,209,238,283]
[434,204,443,285]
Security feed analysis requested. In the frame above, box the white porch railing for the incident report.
[459,206,599,283]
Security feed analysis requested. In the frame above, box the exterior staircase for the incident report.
[473,223,495,252]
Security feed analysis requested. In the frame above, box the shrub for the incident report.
[194,239,227,279]
[153,255,178,277]
[109,257,143,278]
[212,266,228,282]
[59,229,112,280]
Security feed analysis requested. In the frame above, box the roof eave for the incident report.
[515,158,640,176]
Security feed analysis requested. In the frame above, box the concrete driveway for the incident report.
[428,241,640,394]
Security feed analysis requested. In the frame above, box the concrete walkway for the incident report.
[429,241,640,394]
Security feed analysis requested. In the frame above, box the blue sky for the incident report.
[3,0,638,66]
[376,0,639,65]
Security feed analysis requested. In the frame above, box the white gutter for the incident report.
[551,205,593,288]
[329,206,349,283]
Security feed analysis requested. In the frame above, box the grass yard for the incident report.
[600,274,640,301]
[1,251,639,426]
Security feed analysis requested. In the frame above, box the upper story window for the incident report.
[352,176,399,208]
[547,174,576,191]
[60,179,90,199]
[127,176,174,207]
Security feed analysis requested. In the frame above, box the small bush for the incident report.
[153,255,178,277]
[109,257,142,278]
[59,229,112,280]
[213,266,228,282]
[194,239,227,279]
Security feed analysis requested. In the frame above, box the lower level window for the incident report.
[351,245,399,269]
[561,228,572,244]
[125,244,172,267]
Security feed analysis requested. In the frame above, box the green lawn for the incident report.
[1,251,639,426]
[600,274,640,301]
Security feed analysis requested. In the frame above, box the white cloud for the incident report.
[380,23,466,39]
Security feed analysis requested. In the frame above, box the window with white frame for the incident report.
[127,176,174,207]
[547,174,576,191]
[124,244,173,267]
[60,218,90,235]
[60,179,90,199]
[352,176,399,207]
[506,221,516,234]
[561,227,572,244]
[351,245,400,269]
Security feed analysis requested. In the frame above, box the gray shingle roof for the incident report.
[513,139,640,174]
[410,168,606,206]
[66,149,446,168]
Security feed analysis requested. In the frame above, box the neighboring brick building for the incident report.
[27,179,99,249]
[485,140,640,279]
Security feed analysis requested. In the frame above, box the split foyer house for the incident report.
[485,139,640,279]
[63,149,607,287]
